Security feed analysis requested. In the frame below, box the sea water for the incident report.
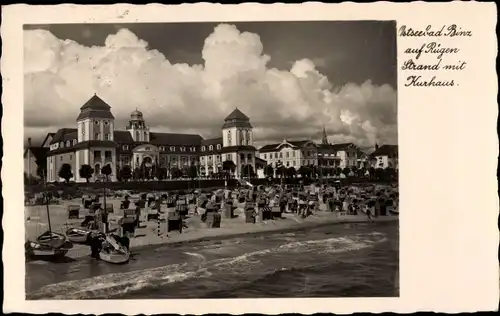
[26,221,399,299]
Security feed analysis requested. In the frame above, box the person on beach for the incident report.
[89,233,105,259]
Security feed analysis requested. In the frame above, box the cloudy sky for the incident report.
[24,21,397,149]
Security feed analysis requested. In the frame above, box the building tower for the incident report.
[75,94,117,182]
[222,108,253,147]
[126,109,150,142]
[322,126,329,145]
[221,108,255,178]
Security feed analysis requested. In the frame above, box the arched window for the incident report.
[60,142,64,148]
[217,144,221,150]
[240,130,244,145]
[73,140,77,146]
[95,164,101,175]
[202,146,206,151]
[209,145,213,151]
[66,141,70,147]
[247,131,251,145]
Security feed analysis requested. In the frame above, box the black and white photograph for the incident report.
[22,20,399,300]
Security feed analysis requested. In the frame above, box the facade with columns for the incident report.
[45,94,256,182]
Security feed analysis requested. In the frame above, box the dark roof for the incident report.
[289,140,311,147]
[259,143,280,152]
[50,128,77,145]
[80,94,111,111]
[255,157,267,165]
[319,142,356,151]
[77,95,115,120]
[24,147,49,164]
[224,108,249,121]
[114,130,135,143]
[41,133,56,147]
[370,145,398,157]
[222,108,252,129]
[259,140,313,153]
[201,137,223,146]
[149,132,203,146]
[219,145,257,153]
[76,110,115,121]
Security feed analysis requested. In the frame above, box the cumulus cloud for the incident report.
[24,23,397,149]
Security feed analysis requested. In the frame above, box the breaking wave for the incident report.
[27,231,389,299]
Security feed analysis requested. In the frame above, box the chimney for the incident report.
[375,143,379,150]
[28,137,32,147]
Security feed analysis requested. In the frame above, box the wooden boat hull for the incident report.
[25,241,72,258]
[99,235,130,264]
[99,251,130,264]
[66,228,92,244]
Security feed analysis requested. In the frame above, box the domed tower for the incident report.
[127,108,150,142]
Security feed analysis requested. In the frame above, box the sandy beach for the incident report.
[25,197,398,260]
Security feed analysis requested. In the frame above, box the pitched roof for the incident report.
[219,145,257,153]
[149,132,203,146]
[41,133,56,147]
[114,130,135,143]
[224,108,249,121]
[77,94,115,121]
[319,142,356,151]
[80,94,111,111]
[50,128,78,145]
[371,144,398,157]
[201,137,223,146]
[259,140,313,153]
[76,110,115,121]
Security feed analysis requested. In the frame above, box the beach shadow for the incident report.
[26,255,77,264]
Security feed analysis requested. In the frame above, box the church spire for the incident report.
[321,126,328,144]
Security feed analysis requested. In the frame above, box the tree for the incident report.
[264,165,274,178]
[155,166,167,180]
[350,166,358,176]
[101,164,112,181]
[170,167,182,179]
[385,167,396,180]
[36,163,47,182]
[276,165,287,178]
[222,160,236,173]
[58,163,73,183]
[79,164,94,182]
[133,167,143,181]
[286,167,296,178]
[188,164,198,179]
[310,165,318,178]
[375,167,385,180]
[369,167,376,179]
[342,167,351,177]
[298,166,311,178]
[120,165,133,182]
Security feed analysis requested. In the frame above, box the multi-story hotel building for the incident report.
[257,128,364,174]
[44,94,256,182]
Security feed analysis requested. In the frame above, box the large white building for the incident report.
[44,94,256,182]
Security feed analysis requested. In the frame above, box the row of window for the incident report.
[120,145,197,152]
[93,120,111,126]
[201,144,222,151]
[57,139,78,149]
